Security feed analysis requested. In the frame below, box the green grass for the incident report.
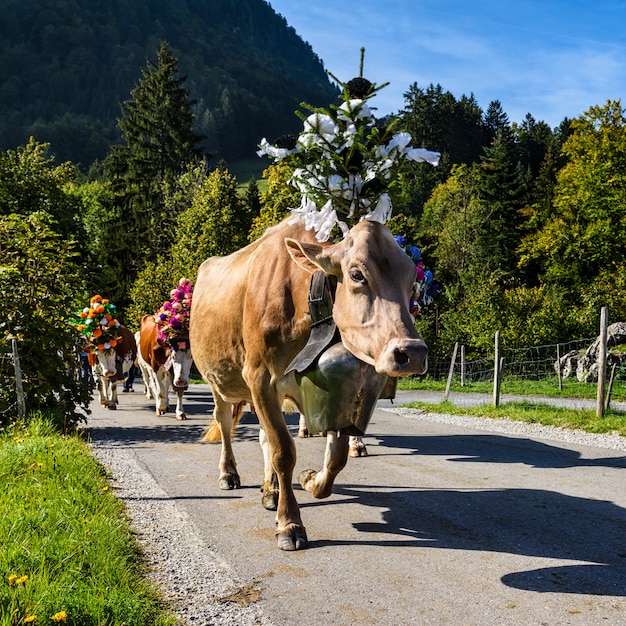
[0,415,175,626]
[398,374,604,400]
[403,399,626,437]
[398,375,626,437]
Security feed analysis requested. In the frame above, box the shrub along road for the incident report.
[86,384,626,625]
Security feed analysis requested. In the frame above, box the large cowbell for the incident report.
[286,270,396,436]
[295,342,390,436]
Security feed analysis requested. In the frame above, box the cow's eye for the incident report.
[349,268,366,284]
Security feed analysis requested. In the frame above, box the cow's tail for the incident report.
[201,400,247,443]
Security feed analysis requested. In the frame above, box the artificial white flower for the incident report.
[386,132,412,153]
[406,147,441,166]
[256,137,294,161]
[337,99,373,122]
[302,113,338,144]
[364,193,392,224]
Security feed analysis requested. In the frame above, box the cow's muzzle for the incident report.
[376,339,428,377]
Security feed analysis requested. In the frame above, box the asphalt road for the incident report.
[86,383,626,625]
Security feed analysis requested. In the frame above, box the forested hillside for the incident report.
[0,0,338,167]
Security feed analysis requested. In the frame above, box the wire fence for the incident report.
[411,324,626,407]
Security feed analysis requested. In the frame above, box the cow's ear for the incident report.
[285,238,334,274]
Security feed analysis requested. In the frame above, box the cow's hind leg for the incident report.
[202,395,241,490]
[299,431,350,499]
[259,427,279,511]
[348,435,368,457]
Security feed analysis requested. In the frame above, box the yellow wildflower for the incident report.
[24,616,37,623]
[16,575,28,585]
[51,611,67,622]
[8,574,17,586]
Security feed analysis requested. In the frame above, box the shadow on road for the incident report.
[373,432,626,470]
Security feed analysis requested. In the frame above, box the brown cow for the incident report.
[136,314,194,420]
[190,217,428,551]
[87,325,137,410]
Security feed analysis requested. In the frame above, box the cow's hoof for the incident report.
[176,413,187,421]
[349,443,368,457]
[276,525,308,551]
[261,490,278,511]
[297,427,309,438]
[157,409,167,416]
[218,473,240,490]
[107,404,117,411]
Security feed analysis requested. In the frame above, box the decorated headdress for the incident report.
[154,278,193,347]
[257,49,440,242]
[393,238,439,315]
[71,295,121,351]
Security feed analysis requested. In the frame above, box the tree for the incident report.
[103,41,204,306]
[478,134,526,274]
[0,138,82,239]
[248,162,298,241]
[126,166,252,328]
[519,100,626,331]
[0,212,90,428]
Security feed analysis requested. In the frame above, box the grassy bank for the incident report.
[0,415,174,626]
[403,399,626,437]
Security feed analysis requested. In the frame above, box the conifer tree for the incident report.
[103,41,204,306]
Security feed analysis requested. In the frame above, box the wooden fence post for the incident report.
[12,338,26,418]
[460,345,465,387]
[596,307,608,418]
[556,343,562,391]
[443,342,459,402]
[493,331,502,408]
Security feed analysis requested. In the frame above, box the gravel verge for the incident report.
[89,442,274,626]
[89,407,625,624]
[384,407,626,451]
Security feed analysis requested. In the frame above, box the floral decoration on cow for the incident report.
[394,235,439,315]
[70,295,121,351]
[257,49,440,242]
[154,278,193,348]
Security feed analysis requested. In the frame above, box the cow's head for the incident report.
[286,220,428,376]
[90,344,120,379]
[163,338,194,389]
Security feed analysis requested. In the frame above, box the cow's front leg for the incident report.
[253,391,307,551]
[174,388,186,420]
[155,369,169,415]
[299,431,350,499]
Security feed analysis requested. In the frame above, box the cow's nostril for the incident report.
[394,348,410,367]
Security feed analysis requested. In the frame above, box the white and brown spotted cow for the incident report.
[190,217,428,551]
[88,325,137,410]
[137,314,193,420]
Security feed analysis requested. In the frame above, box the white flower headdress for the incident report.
[257,49,440,242]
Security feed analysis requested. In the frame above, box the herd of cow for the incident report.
[83,217,429,551]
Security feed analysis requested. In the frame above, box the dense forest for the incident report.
[2,0,626,425]
[0,0,338,167]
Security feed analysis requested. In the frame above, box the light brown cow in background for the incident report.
[190,217,427,551]
[88,325,137,410]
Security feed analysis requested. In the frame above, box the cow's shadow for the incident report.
[298,430,626,597]
[319,483,626,596]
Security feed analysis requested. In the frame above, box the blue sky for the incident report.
[266,0,626,128]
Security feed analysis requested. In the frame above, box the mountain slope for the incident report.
[0,0,339,167]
